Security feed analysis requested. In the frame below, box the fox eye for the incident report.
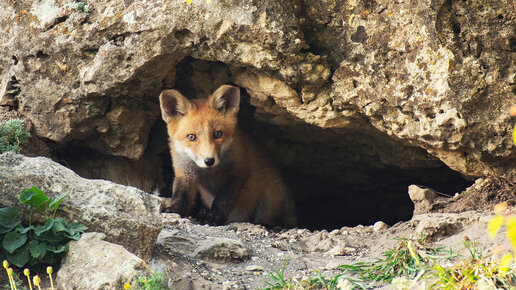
[213,131,223,139]
[186,134,197,141]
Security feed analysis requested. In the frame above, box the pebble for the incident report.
[326,246,357,257]
[373,221,388,232]
[245,265,264,272]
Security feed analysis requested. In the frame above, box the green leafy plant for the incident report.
[262,258,366,290]
[128,272,169,290]
[338,236,456,285]
[263,258,296,289]
[0,187,87,269]
[71,1,92,13]
[0,119,30,154]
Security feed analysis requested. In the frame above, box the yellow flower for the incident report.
[499,253,513,274]
[2,260,8,269]
[24,268,30,276]
[33,275,41,287]
[123,283,131,290]
[47,266,53,275]
[488,215,504,239]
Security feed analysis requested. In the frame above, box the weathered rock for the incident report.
[327,0,516,180]
[57,232,152,290]
[0,0,307,160]
[413,213,477,241]
[157,230,197,256]
[372,221,388,232]
[408,177,516,215]
[0,152,162,260]
[194,238,249,263]
[301,230,345,253]
[408,185,439,215]
[157,226,249,263]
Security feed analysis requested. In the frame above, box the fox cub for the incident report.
[159,85,297,227]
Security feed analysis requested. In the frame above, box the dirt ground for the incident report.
[151,177,516,289]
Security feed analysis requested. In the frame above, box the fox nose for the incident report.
[204,158,215,167]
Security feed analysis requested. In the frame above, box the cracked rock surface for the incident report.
[0,0,514,183]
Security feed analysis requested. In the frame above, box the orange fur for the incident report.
[159,85,297,227]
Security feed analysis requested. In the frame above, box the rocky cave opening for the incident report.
[156,57,473,230]
[54,57,473,231]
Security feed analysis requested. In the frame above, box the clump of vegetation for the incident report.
[71,1,92,13]
[0,119,30,154]
[0,187,87,269]
[124,272,170,290]
[263,259,294,289]
[432,255,516,289]
[340,236,456,284]
[262,258,366,290]
[262,201,516,289]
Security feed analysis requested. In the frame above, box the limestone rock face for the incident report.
[0,0,515,210]
[327,0,516,180]
[57,232,152,290]
[0,152,162,260]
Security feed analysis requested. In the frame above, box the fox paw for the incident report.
[163,198,187,216]
[204,210,226,226]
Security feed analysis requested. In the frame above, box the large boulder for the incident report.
[57,232,153,290]
[0,152,162,260]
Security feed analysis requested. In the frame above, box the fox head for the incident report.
[159,85,240,168]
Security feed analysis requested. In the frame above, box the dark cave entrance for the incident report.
[155,57,473,230]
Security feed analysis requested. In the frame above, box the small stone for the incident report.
[246,265,264,272]
[222,280,245,290]
[326,246,356,256]
[194,238,249,263]
[373,221,388,232]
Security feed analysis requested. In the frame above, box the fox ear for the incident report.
[159,89,193,123]
[208,85,240,115]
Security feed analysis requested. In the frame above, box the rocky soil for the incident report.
[149,178,516,289]
[1,153,515,289]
